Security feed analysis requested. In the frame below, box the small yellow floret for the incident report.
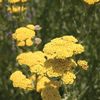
[17,41,25,46]
[26,24,35,30]
[62,71,76,84]
[77,60,88,70]
[26,39,33,46]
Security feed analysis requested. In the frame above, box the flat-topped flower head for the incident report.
[13,27,35,41]
[10,71,26,81]
[12,25,36,46]
[17,51,46,67]
[43,36,84,59]
[10,71,33,90]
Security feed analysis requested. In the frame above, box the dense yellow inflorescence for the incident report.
[84,0,100,4]
[10,71,33,90]
[10,29,89,100]
[12,24,36,46]
[30,65,46,76]
[62,71,76,84]
[17,51,46,67]
[43,36,84,59]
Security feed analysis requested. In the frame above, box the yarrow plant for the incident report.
[10,24,89,100]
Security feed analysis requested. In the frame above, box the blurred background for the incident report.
[0,0,100,100]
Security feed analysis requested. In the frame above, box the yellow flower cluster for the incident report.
[62,71,76,84]
[43,36,84,59]
[10,33,89,100]
[84,0,100,4]
[10,71,33,90]
[17,51,46,66]
[8,0,27,4]
[7,6,27,13]
[12,24,36,46]
[17,51,47,75]
[7,0,27,13]
[45,58,77,77]
[77,60,88,70]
